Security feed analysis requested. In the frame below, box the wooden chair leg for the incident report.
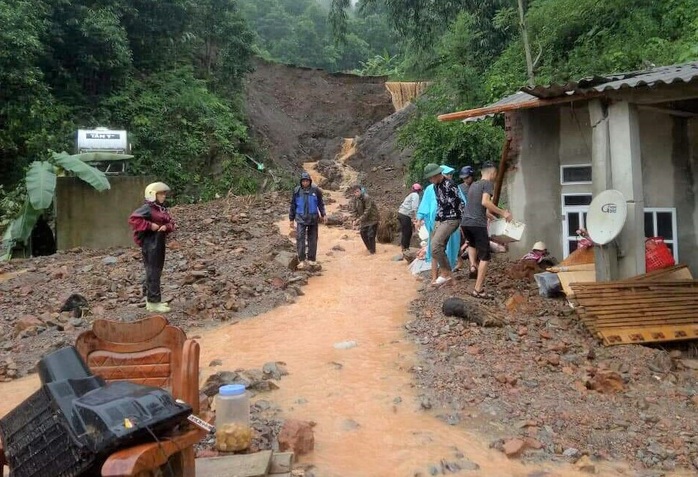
[181,447,195,477]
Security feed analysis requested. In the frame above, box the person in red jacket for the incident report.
[128,182,176,313]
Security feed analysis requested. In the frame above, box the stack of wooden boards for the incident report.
[568,265,698,346]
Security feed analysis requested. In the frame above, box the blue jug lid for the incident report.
[219,384,246,396]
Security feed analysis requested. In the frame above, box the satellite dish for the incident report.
[586,189,627,245]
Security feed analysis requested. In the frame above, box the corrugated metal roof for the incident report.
[462,92,537,122]
[439,61,698,122]
[523,62,698,98]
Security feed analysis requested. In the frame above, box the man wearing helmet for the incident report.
[289,172,326,269]
[128,182,176,313]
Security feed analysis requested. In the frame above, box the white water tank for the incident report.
[76,127,129,153]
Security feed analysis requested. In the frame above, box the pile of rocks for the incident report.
[0,357,18,382]
[0,193,316,377]
[408,257,698,472]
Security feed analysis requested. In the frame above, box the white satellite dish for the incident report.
[586,189,627,245]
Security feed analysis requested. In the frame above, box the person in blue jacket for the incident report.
[416,165,461,282]
[289,172,326,269]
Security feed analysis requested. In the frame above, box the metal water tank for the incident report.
[75,127,131,174]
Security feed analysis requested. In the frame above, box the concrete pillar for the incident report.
[608,101,646,278]
[589,100,619,280]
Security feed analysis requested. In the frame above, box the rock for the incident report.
[420,397,432,410]
[503,438,526,458]
[681,359,698,370]
[342,419,361,431]
[563,448,581,458]
[15,315,43,335]
[101,256,118,265]
[331,244,345,251]
[333,340,357,350]
[575,455,596,473]
[200,371,239,396]
[588,370,625,393]
[277,419,314,455]
[209,359,223,367]
[505,293,527,312]
[270,277,287,289]
[274,251,299,270]
[262,362,288,380]
[547,353,560,366]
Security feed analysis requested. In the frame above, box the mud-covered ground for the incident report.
[406,258,698,473]
[0,192,333,378]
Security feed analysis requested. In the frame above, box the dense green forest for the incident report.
[238,0,401,72]
[332,0,698,180]
[3,0,698,254]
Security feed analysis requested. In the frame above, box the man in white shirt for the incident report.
[397,183,422,251]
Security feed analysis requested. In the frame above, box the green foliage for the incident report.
[241,0,402,71]
[52,152,111,192]
[400,108,504,185]
[26,161,56,210]
[2,153,109,260]
[103,67,249,203]
[0,0,256,207]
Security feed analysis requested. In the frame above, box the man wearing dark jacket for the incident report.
[352,185,380,254]
[289,172,326,269]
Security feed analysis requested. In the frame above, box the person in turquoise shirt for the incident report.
[416,165,461,281]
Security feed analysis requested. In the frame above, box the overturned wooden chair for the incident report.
[1,315,203,477]
[75,315,204,477]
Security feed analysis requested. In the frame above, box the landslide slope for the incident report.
[244,58,394,171]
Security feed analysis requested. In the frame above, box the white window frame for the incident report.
[560,164,592,185]
[644,207,679,262]
[561,193,593,257]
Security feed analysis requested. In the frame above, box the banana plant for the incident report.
[1,151,130,260]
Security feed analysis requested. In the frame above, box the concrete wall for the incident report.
[506,107,562,259]
[55,176,153,251]
[509,103,698,273]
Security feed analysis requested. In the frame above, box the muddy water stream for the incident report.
[195,201,631,477]
[0,205,683,476]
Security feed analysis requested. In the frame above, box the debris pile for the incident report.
[0,193,314,377]
[409,257,698,471]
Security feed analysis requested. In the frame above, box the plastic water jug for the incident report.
[214,384,251,452]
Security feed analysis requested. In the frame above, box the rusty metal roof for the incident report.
[523,62,698,98]
[440,61,698,122]
[462,92,537,122]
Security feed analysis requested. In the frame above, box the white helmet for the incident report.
[532,241,547,251]
[145,182,171,202]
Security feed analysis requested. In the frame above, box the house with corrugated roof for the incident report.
[439,62,698,278]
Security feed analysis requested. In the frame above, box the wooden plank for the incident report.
[195,451,273,477]
[576,297,698,306]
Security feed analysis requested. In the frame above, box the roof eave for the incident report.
[437,91,604,122]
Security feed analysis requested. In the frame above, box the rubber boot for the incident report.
[146,300,171,313]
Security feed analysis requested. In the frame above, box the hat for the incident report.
[423,163,443,179]
[411,183,422,191]
[440,165,455,175]
[533,241,547,251]
[481,161,497,170]
[459,166,474,178]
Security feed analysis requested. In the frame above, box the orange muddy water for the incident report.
[0,208,692,477]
